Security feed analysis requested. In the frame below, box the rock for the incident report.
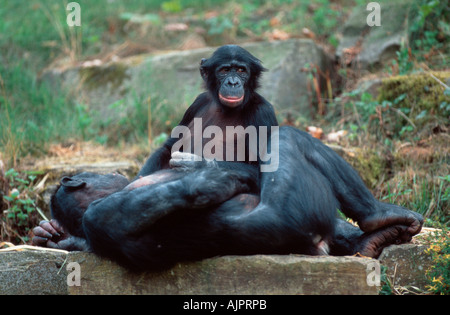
[336,1,412,71]
[0,250,68,295]
[34,161,139,181]
[0,250,379,295]
[378,244,433,291]
[0,244,431,295]
[378,71,450,117]
[41,39,334,121]
[67,253,379,295]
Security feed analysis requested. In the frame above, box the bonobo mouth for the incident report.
[219,94,244,107]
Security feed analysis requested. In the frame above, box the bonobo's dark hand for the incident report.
[32,219,67,249]
[33,219,89,251]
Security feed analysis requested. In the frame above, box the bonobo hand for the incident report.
[32,219,89,251]
[169,151,217,170]
[32,219,67,249]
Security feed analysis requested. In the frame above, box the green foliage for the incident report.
[206,15,234,35]
[425,226,450,294]
[389,46,414,76]
[0,61,90,158]
[379,265,393,295]
[161,0,183,13]
[408,0,448,63]
[1,168,41,243]
[381,180,412,205]
[310,0,340,36]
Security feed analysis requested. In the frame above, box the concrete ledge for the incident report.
[0,244,431,295]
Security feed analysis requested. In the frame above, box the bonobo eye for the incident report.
[237,67,246,73]
[219,67,230,75]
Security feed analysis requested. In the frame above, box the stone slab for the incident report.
[67,253,379,295]
[0,244,430,295]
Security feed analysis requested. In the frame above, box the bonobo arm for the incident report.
[136,94,208,178]
[136,138,176,178]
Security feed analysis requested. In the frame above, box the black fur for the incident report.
[42,127,423,271]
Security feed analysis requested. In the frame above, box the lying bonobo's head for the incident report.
[50,172,129,237]
[200,45,266,108]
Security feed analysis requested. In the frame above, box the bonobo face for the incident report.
[216,62,249,108]
[200,45,266,109]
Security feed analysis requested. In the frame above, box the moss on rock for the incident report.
[378,71,450,117]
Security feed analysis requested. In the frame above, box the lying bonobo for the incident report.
[33,127,423,272]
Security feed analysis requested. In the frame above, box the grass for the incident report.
[0,0,350,162]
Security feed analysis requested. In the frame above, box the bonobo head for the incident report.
[200,45,266,109]
[50,172,129,237]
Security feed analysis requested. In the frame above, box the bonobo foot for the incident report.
[358,203,424,237]
[356,224,413,258]
[32,220,89,251]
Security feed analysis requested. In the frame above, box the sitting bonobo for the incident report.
[33,127,423,272]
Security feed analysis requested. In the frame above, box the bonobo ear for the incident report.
[200,58,208,81]
[60,176,86,189]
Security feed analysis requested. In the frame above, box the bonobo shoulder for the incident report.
[249,94,278,126]
[177,92,212,125]
[192,92,212,105]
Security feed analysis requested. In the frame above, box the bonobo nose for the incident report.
[227,77,241,87]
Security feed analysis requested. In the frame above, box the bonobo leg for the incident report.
[285,127,423,235]
[215,129,338,256]
[82,167,258,265]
